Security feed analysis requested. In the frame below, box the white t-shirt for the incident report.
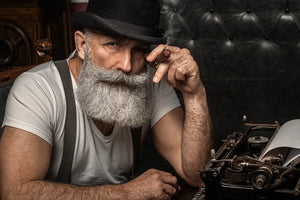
[2,58,180,186]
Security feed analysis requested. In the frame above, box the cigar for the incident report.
[149,48,171,68]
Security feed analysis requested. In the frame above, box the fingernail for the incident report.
[153,76,159,83]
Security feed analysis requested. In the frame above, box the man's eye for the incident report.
[107,42,120,47]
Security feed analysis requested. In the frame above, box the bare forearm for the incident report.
[3,180,127,200]
[181,85,213,186]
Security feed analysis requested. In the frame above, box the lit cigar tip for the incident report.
[163,49,171,58]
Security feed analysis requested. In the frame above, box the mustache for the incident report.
[81,55,149,87]
[92,66,149,87]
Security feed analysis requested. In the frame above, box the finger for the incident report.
[172,54,198,78]
[156,170,174,177]
[161,193,171,200]
[154,170,177,183]
[175,68,186,81]
[166,62,176,86]
[146,44,166,62]
[153,62,169,83]
[147,45,181,63]
[167,55,188,85]
[162,184,177,197]
[153,49,187,83]
[161,173,179,193]
[174,61,189,81]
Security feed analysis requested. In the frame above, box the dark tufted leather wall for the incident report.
[160,0,300,141]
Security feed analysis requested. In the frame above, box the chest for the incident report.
[50,112,134,185]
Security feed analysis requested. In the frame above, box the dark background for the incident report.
[160,0,300,138]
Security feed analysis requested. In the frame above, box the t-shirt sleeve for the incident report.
[2,73,55,145]
[150,78,181,127]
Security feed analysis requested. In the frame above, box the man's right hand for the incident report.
[124,169,180,200]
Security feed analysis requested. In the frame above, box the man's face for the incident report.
[87,31,150,75]
[76,31,151,128]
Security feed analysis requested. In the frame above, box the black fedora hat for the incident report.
[71,0,166,44]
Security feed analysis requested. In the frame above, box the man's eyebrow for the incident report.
[102,33,150,48]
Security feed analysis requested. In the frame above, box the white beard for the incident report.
[76,47,151,128]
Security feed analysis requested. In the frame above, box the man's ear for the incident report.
[74,31,87,60]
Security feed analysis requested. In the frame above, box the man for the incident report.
[0,0,213,199]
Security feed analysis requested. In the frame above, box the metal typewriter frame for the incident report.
[198,122,300,200]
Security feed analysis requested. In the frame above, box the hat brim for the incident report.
[71,12,166,44]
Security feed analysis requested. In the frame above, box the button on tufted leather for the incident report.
[264,35,270,40]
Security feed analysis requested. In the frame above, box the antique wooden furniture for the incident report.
[0,0,73,82]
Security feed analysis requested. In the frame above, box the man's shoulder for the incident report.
[12,60,66,97]
[18,60,65,84]
[27,61,58,75]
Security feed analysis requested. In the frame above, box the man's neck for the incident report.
[93,120,114,136]
[69,57,83,82]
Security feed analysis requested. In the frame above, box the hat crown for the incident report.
[86,0,160,28]
[71,0,165,43]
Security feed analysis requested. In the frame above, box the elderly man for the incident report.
[0,0,213,199]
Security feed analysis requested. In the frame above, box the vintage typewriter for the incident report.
[189,118,300,200]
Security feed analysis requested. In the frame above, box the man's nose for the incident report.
[117,50,132,73]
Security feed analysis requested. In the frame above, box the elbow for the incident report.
[180,161,207,187]
[179,165,205,187]
[181,160,208,187]
[182,172,205,188]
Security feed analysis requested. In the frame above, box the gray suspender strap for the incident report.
[130,127,142,178]
[53,59,142,183]
[54,60,77,183]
